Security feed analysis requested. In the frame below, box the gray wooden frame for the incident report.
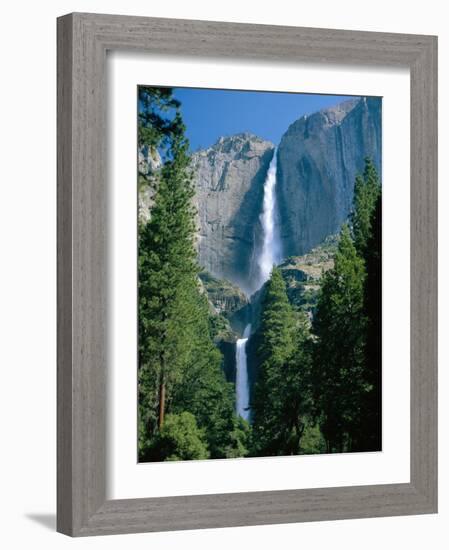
[57,12,438,537]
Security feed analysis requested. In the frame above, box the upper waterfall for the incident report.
[257,148,282,287]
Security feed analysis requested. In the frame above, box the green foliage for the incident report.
[357,191,382,450]
[167,286,246,459]
[222,417,251,459]
[256,268,296,368]
[149,412,209,461]
[351,159,382,450]
[138,86,183,151]
[299,422,327,455]
[208,313,233,342]
[138,98,198,456]
[138,87,247,462]
[251,268,313,456]
[312,159,382,453]
[312,225,367,453]
[351,158,381,257]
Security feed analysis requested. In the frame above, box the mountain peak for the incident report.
[318,97,361,123]
[285,97,362,137]
[194,133,274,157]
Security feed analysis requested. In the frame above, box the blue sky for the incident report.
[172,88,359,151]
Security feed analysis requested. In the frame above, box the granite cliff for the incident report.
[276,97,381,257]
[138,145,162,224]
[191,133,275,295]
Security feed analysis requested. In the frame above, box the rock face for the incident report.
[192,134,275,295]
[199,271,250,334]
[279,235,338,318]
[138,145,162,224]
[276,97,381,257]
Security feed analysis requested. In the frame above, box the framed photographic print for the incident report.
[57,12,437,536]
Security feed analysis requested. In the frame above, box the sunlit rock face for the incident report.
[192,133,275,295]
[276,97,381,257]
[138,146,162,224]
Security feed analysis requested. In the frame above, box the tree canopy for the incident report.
[251,268,313,456]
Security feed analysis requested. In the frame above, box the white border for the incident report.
[107,51,410,500]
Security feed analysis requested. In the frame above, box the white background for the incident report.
[0,1,446,549]
[109,54,410,499]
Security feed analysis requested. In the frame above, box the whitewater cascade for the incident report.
[235,148,282,421]
[235,324,252,421]
[257,148,282,287]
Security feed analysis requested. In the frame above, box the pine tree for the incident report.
[357,192,382,450]
[282,312,314,454]
[138,87,183,151]
[312,224,367,453]
[351,159,382,450]
[168,285,247,459]
[138,120,197,446]
[251,268,311,456]
[138,87,247,461]
[352,158,381,258]
[138,87,201,457]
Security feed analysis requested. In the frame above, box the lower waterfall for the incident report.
[235,324,252,422]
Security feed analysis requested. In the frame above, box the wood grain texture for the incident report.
[409,37,438,509]
[57,13,74,536]
[57,12,438,536]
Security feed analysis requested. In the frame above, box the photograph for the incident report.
[0,2,440,543]
[137,85,382,463]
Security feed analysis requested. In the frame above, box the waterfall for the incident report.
[257,148,282,287]
[236,324,252,421]
[235,148,283,422]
